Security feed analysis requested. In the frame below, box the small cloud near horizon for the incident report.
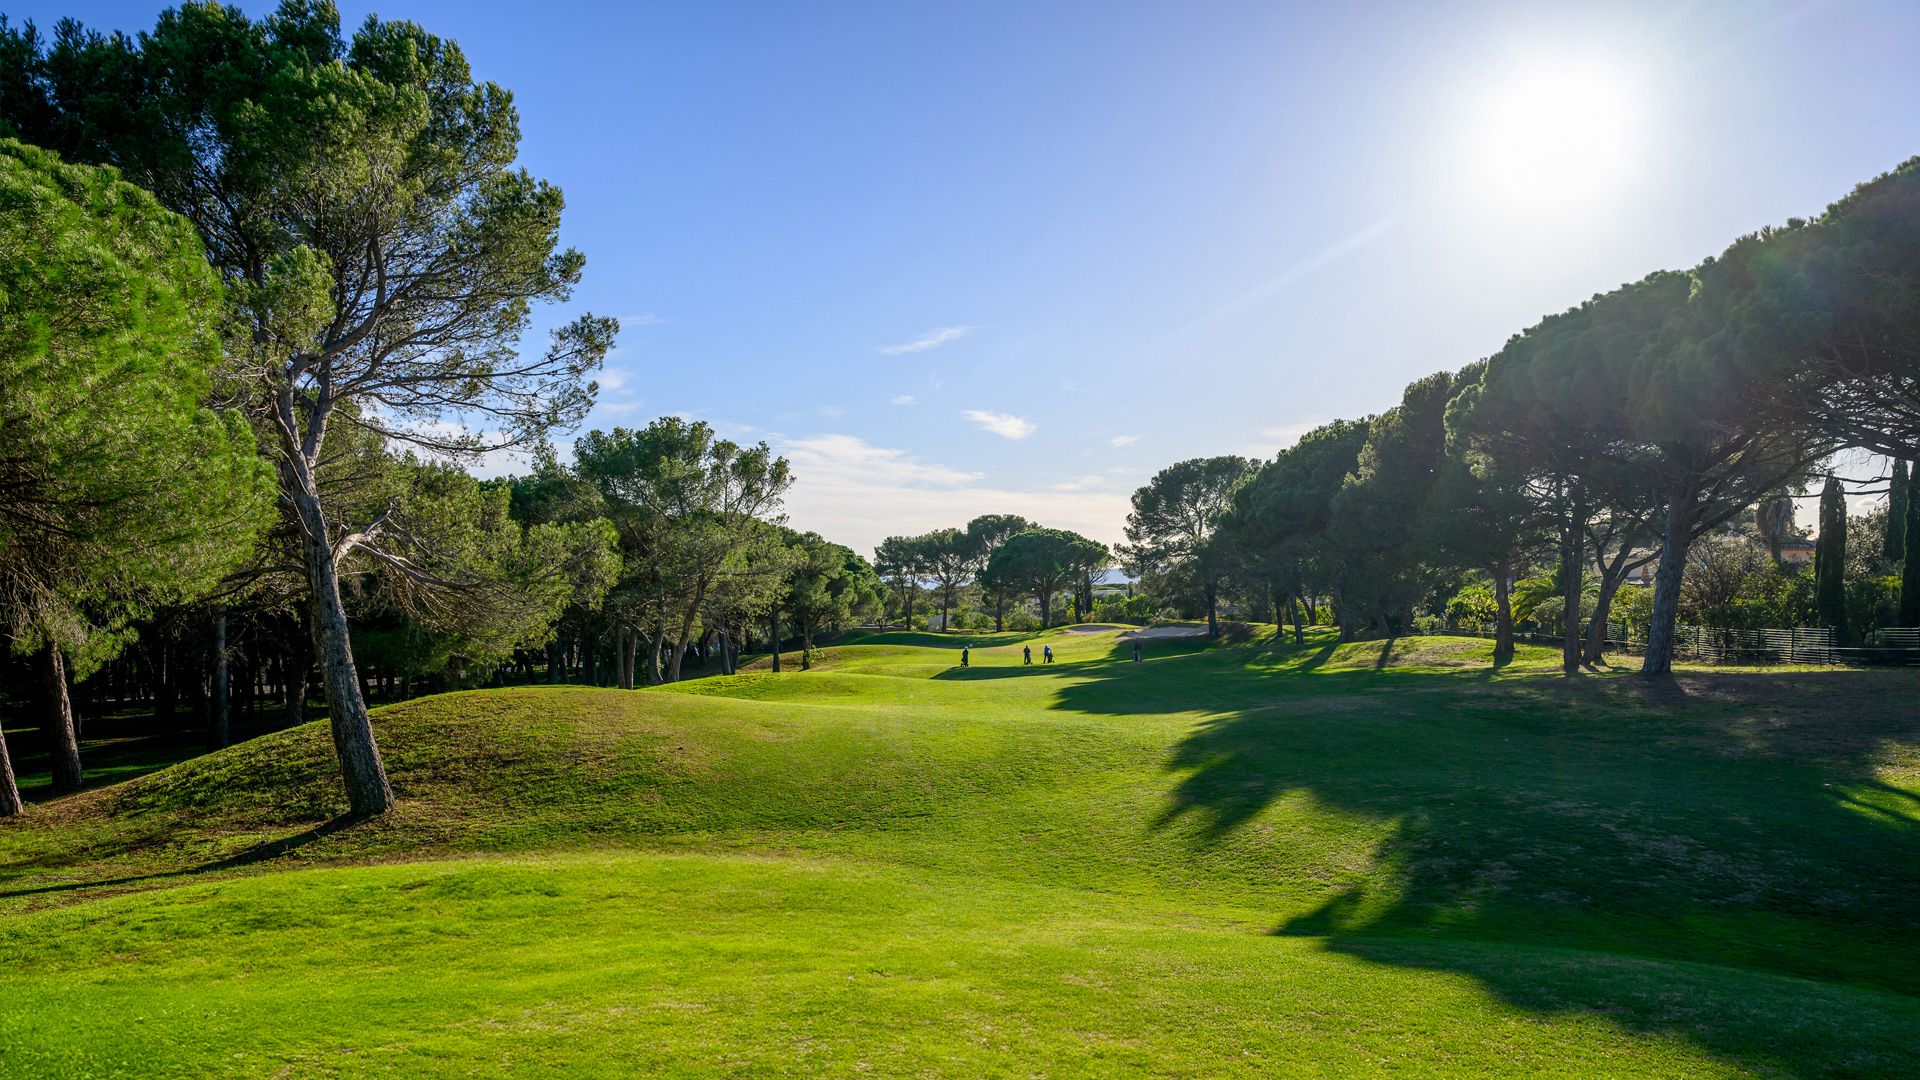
[1110,434,1138,447]
[1049,474,1106,492]
[879,326,968,355]
[1235,418,1326,459]
[963,410,1035,439]
[776,432,1127,553]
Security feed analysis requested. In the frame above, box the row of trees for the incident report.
[0,5,891,819]
[1114,157,1920,674]
[873,518,1111,631]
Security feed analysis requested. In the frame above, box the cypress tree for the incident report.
[1814,475,1848,641]
[1888,460,1910,563]
[1901,467,1920,626]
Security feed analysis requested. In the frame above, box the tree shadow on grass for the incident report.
[1049,634,1920,1072]
[0,813,369,901]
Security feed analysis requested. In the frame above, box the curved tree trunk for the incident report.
[1560,482,1587,674]
[287,472,393,816]
[1642,478,1698,675]
[1902,465,1920,625]
[0,718,20,816]
[1582,539,1645,666]
[1205,579,1219,637]
[40,645,83,794]
[667,582,705,683]
[1492,560,1515,665]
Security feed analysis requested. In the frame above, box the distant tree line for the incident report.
[1119,158,1920,675]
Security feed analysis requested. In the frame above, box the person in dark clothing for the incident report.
[961,646,970,668]
[1043,645,1053,664]
[1132,640,1142,663]
[1023,645,1033,665]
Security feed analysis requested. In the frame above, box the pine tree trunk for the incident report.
[1887,460,1910,563]
[288,477,393,816]
[153,641,176,726]
[645,625,665,685]
[40,645,83,794]
[0,717,20,816]
[1642,478,1698,675]
[1902,465,1920,626]
[1493,561,1515,665]
[284,624,313,729]
[1036,587,1050,629]
[770,612,782,672]
[209,610,230,750]
[1583,548,1633,665]
[1560,483,1587,674]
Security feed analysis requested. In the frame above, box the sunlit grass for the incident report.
[1,627,1917,1076]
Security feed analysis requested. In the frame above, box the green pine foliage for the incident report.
[0,138,273,669]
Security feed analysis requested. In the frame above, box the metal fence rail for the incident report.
[1594,622,1920,665]
[1450,621,1920,665]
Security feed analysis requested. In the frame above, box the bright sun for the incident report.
[1470,61,1639,210]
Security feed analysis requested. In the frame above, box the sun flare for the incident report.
[1470,61,1640,210]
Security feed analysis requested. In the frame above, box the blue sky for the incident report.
[16,0,1920,551]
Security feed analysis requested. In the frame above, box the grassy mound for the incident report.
[3,628,1918,1076]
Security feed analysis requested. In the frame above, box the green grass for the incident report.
[2,627,1918,1076]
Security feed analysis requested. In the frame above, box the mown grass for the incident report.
[2,627,1917,1076]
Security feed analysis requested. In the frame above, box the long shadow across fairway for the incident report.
[0,813,367,900]
[1047,631,1920,1071]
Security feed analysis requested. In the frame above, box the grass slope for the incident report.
[2,628,1918,1077]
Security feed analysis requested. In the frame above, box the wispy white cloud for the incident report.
[890,394,916,406]
[617,312,666,327]
[879,326,968,355]
[819,405,848,418]
[963,410,1035,440]
[1048,474,1106,492]
[783,434,980,488]
[598,368,630,391]
[599,399,645,416]
[1109,434,1139,447]
[776,433,1127,554]
[1234,418,1326,460]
